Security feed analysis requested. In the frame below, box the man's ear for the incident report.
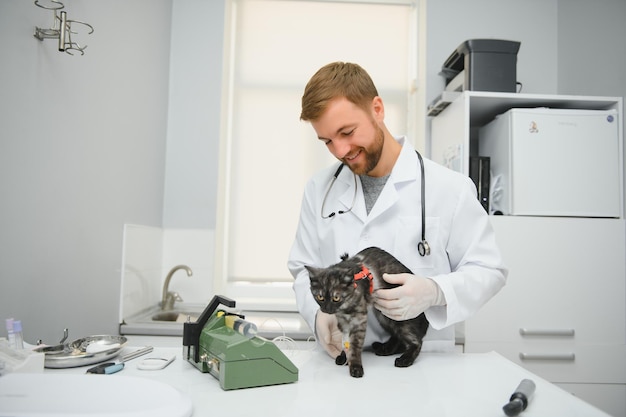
[371,96,385,122]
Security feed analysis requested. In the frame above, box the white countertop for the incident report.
[1,336,611,417]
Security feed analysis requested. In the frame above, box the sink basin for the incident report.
[151,311,201,322]
[120,303,209,336]
[120,302,313,340]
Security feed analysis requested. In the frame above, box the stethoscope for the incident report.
[320,150,431,257]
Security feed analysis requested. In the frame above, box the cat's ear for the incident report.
[340,253,349,261]
[305,265,321,278]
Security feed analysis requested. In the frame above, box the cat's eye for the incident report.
[332,295,341,302]
[316,294,324,301]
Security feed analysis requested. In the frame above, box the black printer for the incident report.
[440,39,521,93]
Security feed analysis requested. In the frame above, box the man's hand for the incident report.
[373,273,446,321]
[315,310,343,358]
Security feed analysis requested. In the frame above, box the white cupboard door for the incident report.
[465,216,626,345]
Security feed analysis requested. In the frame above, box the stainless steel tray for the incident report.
[35,335,127,369]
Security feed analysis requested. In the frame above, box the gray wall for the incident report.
[0,0,172,343]
[162,0,225,228]
[1,0,624,344]
[557,0,626,98]
[423,0,626,103]
[424,0,559,104]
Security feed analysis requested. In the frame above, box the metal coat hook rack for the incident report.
[33,0,94,56]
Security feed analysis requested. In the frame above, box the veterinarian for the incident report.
[288,62,508,356]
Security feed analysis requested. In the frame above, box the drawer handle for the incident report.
[519,352,575,361]
[519,328,575,337]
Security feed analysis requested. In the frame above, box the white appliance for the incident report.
[479,107,621,217]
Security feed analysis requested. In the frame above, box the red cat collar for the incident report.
[354,265,374,294]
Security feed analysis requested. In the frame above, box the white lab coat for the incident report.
[288,137,507,352]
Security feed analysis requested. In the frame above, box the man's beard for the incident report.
[344,126,385,176]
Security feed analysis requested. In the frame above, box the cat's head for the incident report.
[305,260,363,314]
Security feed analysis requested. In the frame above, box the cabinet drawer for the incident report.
[465,342,626,384]
[466,217,626,344]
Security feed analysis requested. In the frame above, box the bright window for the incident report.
[215,0,418,310]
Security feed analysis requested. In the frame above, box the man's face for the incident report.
[311,97,384,176]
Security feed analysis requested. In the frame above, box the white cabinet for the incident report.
[467,217,625,348]
[467,216,626,416]
[429,92,623,212]
[429,92,626,416]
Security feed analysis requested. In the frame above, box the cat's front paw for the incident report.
[349,364,364,378]
[394,356,416,368]
[335,351,347,365]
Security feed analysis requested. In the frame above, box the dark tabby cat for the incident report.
[306,247,429,378]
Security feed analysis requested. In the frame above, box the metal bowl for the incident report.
[32,343,73,355]
[38,335,127,369]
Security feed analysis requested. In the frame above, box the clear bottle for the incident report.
[5,318,15,349]
[12,320,24,349]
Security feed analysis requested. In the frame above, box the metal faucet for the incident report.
[161,265,193,310]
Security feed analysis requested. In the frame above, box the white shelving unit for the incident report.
[429,91,626,416]
[429,92,623,209]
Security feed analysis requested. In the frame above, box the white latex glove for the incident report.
[315,310,343,358]
[373,273,446,321]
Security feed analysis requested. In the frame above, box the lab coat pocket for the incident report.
[394,215,439,270]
